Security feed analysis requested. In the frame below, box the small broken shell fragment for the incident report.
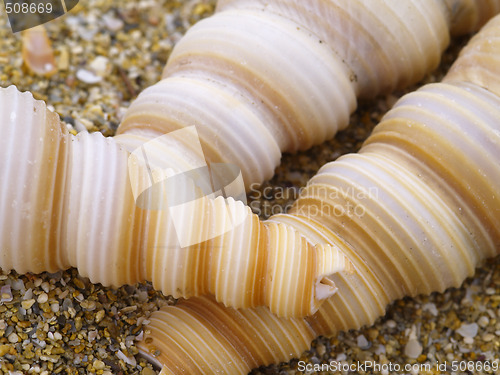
[21,25,57,76]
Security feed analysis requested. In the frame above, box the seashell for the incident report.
[0,85,354,318]
[443,0,500,35]
[21,25,57,76]
[118,0,500,190]
[5,0,494,318]
[139,14,500,374]
[1,0,500,372]
[214,0,450,97]
[119,0,456,188]
[444,12,500,96]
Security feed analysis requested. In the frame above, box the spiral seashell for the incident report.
[118,0,460,189]
[138,15,500,374]
[1,0,500,372]
[215,0,450,97]
[0,85,354,318]
[5,0,497,318]
[118,0,500,190]
[444,12,500,96]
[444,0,500,35]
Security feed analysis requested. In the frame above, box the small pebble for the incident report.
[51,302,60,313]
[103,14,124,31]
[336,353,347,362]
[357,334,370,349]
[117,349,137,366]
[37,292,48,304]
[75,278,87,290]
[463,337,474,345]
[316,343,325,356]
[81,299,97,311]
[88,330,98,342]
[1,285,13,302]
[76,68,102,84]
[74,118,94,132]
[405,338,423,358]
[23,288,33,300]
[0,344,11,356]
[11,279,25,291]
[456,322,479,338]
[385,320,397,329]
[0,2,498,375]
[58,47,70,71]
[40,281,50,293]
[482,333,495,342]
[121,305,138,314]
[89,56,110,76]
[8,332,19,343]
[374,344,386,355]
[93,359,105,370]
[142,368,156,375]
[422,302,438,316]
[95,309,106,323]
[71,44,84,54]
[478,316,489,328]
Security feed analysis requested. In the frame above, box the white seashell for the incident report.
[3,0,500,374]
[76,68,103,84]
[138,15,500,374]
[444,13,500,97]
[0,86,353,318]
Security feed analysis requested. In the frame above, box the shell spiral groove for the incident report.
[139,14,500,373]
[0,0,500,373]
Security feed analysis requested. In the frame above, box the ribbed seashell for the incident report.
[4,0,496,318]
[0,85,353,318]
[21,26,57,76]
[444,12,500,96]
[1,0,500,372]
[118,0,500,191]
[215,0,450,97]
[444,0,500,35]
[138,15,500,374]
[140,295,318,374]
[118,0,458,189]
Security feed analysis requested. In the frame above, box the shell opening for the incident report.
[316,276,338,301]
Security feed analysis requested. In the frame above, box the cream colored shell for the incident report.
[1,0,500,373]
[0,85,354,318]
[119,0,457,189]
[1,0,475,317]
[444,12,500,96]
[139,15,500,374]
